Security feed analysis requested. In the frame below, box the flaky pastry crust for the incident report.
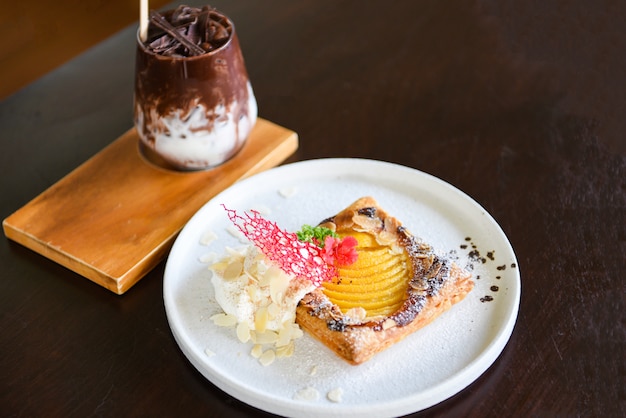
[295,197,474,365]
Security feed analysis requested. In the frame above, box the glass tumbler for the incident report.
[134,7,257,170]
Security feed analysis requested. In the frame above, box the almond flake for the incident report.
[199,252,217,264]
[267,302,281,319]
[260,265,280,287]
[223,260,243,280]
[226,225,247,243]
[250,344,263,358]
[327,387,343,403]
[294,387,319,401]
[200,230,218,246]
[275,341,295,358]
[253,330,278,345]
[246,285,259,302]
[258,349,276,366]
[250,204,271,215]
[345,307,367,323]
[382,318,397,330]
[254,306,269,332]
[236,322,251,343]
[270,272,290,304]
[210,260,229,271]
[278,186,298,198]
[211,313,237,327]
[276,326,292,347]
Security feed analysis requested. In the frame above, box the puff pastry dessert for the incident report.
[295,197,474,365]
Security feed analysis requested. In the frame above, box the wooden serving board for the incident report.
[3,118,298,294]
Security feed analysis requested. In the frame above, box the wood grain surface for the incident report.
[3,119,297,293]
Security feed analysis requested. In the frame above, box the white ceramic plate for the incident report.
[163,158,520,417]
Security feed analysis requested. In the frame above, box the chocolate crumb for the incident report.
[496,265,506,270]
[468,250,480,260]
[487,251,495,260]
[480,295,494,302]
[490,285,499,292]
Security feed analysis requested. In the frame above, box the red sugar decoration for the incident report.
[222,205,336,286]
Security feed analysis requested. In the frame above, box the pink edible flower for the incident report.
[321,235,359,267]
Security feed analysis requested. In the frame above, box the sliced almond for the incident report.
[200,230,218,246]
[327,387,343,403]
[236,322,251,343]
[250,344,263,358]
[344,307,367,323]
[209,260,229,272]
[276,341,295,358]
[254,330,279,345]
[226,225,247,242]
[254,306,269,333]
[352,213,381,231]
[258,349,276,366]
[267,302,281,319]
[276,325,292,347]
[270,271,290,304]
[246,285,259,302]
[199,252,217,264]
[294,387,319,401]
[382,318,397,330]
[210,313,237,327]
[290,324,304,339]
[261,265,281,287]
[250,204,271,215]
[278,186,298,198]
[223,260,243,281]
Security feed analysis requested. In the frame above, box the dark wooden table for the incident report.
[1,1,623,416]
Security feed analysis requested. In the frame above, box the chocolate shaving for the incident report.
[149,10,206,56]
[143,6,233,57]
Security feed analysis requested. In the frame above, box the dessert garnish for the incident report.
[148,10,206,56]
[209,206,358,365]
[146,6,232,56]
[296,224,359,266]
[222,205,358,286]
